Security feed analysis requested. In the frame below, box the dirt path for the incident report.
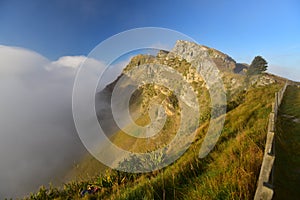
[273,85,300,200]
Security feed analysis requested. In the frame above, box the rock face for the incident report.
[96,40,280,131]
[123,40,244,86]
[171,40,237,73]
[235,63,249,74]
[256,74,276,86]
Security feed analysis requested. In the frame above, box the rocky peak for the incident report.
[171,40,237,72]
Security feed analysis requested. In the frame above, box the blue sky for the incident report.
[0,1,299,197]
[0,0,299,80]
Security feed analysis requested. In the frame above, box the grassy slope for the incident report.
[110,84,280,200]
[274,85,300,200]
[25,83,282,200]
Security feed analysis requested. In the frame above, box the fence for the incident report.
[254,82,288,200]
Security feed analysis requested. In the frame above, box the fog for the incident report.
[0,45,122,198]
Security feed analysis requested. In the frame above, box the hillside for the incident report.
[24,41,287,200]
[65,40,252,180]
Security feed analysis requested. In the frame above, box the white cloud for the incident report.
[50,55,87,69]
[0,46,103,198]
[0,45,48,75]
[0,44,130,198]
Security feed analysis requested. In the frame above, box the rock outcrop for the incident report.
[96,40,280,131]
[171,40,237,72]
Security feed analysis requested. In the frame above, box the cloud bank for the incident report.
[0,45,122,198]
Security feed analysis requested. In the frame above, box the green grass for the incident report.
[274,85,300,200]
[23,83,283,200]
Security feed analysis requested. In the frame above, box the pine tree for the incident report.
[247,56,268,75]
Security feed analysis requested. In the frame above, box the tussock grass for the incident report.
[24,84,281,200]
